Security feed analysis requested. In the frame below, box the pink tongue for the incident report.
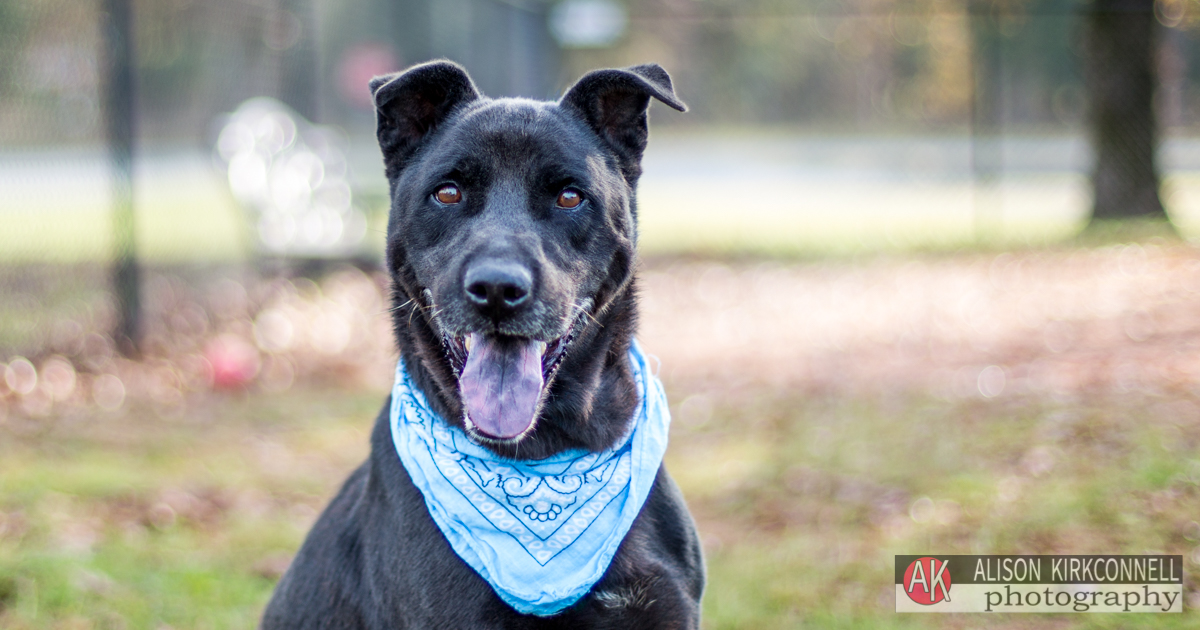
[459,334,544,439]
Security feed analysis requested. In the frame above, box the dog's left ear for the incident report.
[370,61,481,180]
[561,63,686,178]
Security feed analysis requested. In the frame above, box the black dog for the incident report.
[261,61,704,628]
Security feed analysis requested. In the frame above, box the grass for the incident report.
[673,390,1200,628]
[7,150,1200,265]
[0,390,380,629]
[1,379,1197,628]
[6,179,1197,266]
[0,172,251,264]
[1073,217,1182,247]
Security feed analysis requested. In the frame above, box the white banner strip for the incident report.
[896,584,1183,613]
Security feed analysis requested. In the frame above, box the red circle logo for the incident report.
[903,557,952,605]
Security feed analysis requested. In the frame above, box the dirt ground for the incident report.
[8,240,1200,414]
[640,242,1200,400]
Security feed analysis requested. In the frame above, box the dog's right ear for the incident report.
[370,61,480,180]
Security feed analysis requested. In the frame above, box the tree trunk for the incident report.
[1084,0,1166,220]
[102,0,141,356]
[278,0,319,122]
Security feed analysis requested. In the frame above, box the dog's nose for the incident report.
[463,260,533,318]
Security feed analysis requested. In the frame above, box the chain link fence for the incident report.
[6,0,1200,402]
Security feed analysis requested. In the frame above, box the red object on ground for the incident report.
[204,334,261,389]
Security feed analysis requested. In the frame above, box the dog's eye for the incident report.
[434,184,462,205]
[556,188,583,210]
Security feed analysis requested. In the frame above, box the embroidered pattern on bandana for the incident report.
[389,341,671,616]
[402,390,635,566]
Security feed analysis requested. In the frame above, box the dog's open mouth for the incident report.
[442,314,582,442]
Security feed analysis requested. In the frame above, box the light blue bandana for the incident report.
[389,340,670,616]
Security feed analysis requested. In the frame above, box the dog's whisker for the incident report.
[385,298,416,316]
[392,292,448,327]
[573,301,602,328]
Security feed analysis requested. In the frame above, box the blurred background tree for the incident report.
[6,0,1196,144]
[1084,0,1168,221]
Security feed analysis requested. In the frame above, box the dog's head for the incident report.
[373,61,684,457]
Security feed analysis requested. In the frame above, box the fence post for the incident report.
[969,2,1004,243]
[102,0,140,356]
